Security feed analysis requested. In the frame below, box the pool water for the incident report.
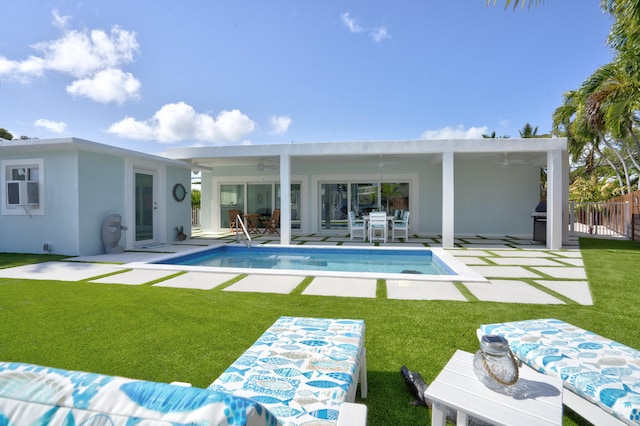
[154,245,454,276]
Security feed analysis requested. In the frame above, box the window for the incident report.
[2,158,45,215]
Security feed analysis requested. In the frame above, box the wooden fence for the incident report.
[609,190,640,242]
[191,206,200,226]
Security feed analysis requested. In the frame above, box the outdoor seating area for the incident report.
[347,210,410,243]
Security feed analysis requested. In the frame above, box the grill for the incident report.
[531,201,547,243]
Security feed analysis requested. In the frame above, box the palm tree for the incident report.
[486,0,545,9]
[518,123,539,138]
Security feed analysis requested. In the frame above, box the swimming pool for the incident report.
[130,244,487,282]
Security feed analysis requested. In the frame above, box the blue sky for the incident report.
[1,1,613,154]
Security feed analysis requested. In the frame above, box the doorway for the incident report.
[134,170,159,245]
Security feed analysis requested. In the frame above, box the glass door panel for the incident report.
[382,182,409,215]
[276,183,302,230]
[135,171,157,243]
[220,184,245,229]
[320,183,348,230]
[350,183,378,217]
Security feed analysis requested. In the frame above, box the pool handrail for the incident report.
[234,214,252,248]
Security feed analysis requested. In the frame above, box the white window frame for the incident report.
[1,158,45,216]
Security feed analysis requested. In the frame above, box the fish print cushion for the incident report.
[0,361,280,426]
[209,316,365,426]
[481,318,640,425]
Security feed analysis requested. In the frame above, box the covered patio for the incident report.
[167,138,568,249]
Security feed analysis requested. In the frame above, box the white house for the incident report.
[0,138,192,256]
[167,138,569,249]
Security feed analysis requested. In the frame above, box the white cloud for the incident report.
[0,11,140,103]
[340,12,390,42]
[52,9,71,29]
[269,115,292,135]
[107,102,257,144]
[67,68,141,104]
[34,118,67,133]
[340,13,362,33]
[420,125,489,140]
[371,27,390,42]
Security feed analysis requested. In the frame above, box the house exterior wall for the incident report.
[165,165,192,242]
[0,150,80,255]
[77,150,126,256]
[454,157,540,236]
[1,138,193,256]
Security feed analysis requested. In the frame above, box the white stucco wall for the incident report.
[77,150,126,256]
[0,151,80,255]
[454,156,541,236]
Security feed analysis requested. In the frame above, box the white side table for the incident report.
[424,350,563,426]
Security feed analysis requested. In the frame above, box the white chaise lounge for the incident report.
[209,316,368,426]
[480,318,640,426]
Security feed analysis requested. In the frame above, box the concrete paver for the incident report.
[91,269,177,285]
[470,266,543,279]
[532,267,587,280]
[0,261,120,281]
[224,274,303,294]
[387,280,466,301]
[302,277,376,298]
[154,272,237,290]
[464,280,565,304]
[490,258,563,266]
[534,280,593,305]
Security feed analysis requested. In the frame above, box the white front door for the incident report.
[134,169,159,245]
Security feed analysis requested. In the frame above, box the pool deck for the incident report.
[0,232,592,305]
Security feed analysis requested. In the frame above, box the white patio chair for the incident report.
[392,211,410,241]
[368,212,387,243]
[348,211,366,241]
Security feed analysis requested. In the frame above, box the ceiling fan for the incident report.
[257,160,278,171]
[496,153,528,168]
[376,156,398,171]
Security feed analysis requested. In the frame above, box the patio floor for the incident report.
[0,233,592,305]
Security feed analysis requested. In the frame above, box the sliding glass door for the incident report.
[219,182,301,231]
[320,181,410,230]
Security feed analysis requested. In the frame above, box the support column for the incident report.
[279,154,291,245]
[442,152,454,248]
[547,150,563,249]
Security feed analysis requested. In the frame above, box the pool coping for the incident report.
[122,243,489,283]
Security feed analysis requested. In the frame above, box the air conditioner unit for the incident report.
[7,181,39,206]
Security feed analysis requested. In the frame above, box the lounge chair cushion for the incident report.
[209,316,366,426]
[0,361,280,425]
[481,318,640,425]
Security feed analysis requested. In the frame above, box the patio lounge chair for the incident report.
[391,211,410,241]
[368,211,387,243]
[209,316,368,426]
[263,209,280,234]
[349,211,366,241]
[479,318,640,426]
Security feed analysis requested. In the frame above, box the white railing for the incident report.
[234,214,252,248]
[569,202,630,239]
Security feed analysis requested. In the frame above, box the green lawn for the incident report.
[1,238,638,425]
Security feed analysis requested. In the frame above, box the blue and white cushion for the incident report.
[481,318,640,425]
[209,316,365,426]
[0,361,280,425]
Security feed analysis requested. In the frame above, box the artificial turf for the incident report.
[0,237,638,425]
